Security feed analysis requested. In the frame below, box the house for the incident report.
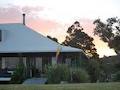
[0,15,87,78]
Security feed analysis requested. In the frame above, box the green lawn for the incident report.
[0,83,120,90]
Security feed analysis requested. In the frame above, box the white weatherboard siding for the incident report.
[0,23,82,53]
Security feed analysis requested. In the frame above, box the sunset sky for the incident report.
[0,0,119,57]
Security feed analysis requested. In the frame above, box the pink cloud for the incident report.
[22,6,44,13]
[79,19,95,36]
[0,6,21,23]
[0,5,43,23]
[0,5,63,38]
[27,19,63,34]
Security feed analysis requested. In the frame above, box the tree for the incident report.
[93,17,120,54]
[47,35,58,43]
[63,21,99,59]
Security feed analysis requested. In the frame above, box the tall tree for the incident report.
[93,17,120,54]
[47,35,58,43]
[63,21,99,59]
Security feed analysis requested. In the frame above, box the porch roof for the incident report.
[0,23,83,53]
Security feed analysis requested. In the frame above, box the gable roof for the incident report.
[0,23,82,53]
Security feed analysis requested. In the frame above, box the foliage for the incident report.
[114,71,120,82]
[86,59,100,82]
[46,63,90,84]
[11,63,26,84]
[47,35,58,43]
[93,17,120,54]
[115,62,120,71]
[63,21,99,59]
[99,62,113,82]
[99,55,120,82]
[46,64,71,84]
[71,68,90,83]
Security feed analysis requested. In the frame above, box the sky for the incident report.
[0,0,119,57]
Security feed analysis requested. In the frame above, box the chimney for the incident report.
[22,13,26,25]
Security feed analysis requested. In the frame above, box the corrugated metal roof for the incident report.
[0,23,82,53]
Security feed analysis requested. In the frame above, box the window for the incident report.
[3,57,19,69]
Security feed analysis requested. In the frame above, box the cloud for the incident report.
[27,18,65,44]
[79,19,95,36]
[27,18,63,34]
[0,5,44,23]
[22,6,44,18]
[0,6,21,23]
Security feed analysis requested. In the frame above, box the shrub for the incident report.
[46,64,71,84]
[71,68,90,83]
[86,59,100,82]
[11,63,26,84]
[113,71,120,82]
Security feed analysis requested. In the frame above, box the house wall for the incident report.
[65,58,71,66]
[0,56,56,70]
[0,56,77,70]
[52,57,56,65]
[36,57,42,71]
[1,57,19,69]
[23,57,26,67]
[0,52,84,72]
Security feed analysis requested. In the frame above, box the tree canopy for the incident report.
[93,17,120,54]
[63,21,99,59]
[47,35,58,43]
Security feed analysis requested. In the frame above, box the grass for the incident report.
[0,82,120,90]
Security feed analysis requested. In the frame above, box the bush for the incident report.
[11,63,26,84]
[113,71,120,82]
[46,64,71,84]
[71,68,90,83]
[86,59,100,82]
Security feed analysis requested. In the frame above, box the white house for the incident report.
[0,22,87,77]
